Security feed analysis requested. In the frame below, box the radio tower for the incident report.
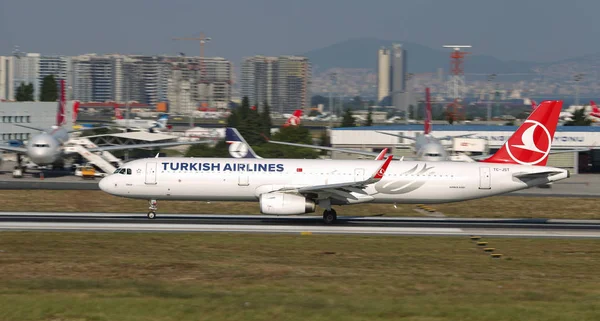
[443,45,471,122]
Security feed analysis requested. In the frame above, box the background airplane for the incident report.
[112,105,171,133]
[0,81,210,176]
[264,88,474,162]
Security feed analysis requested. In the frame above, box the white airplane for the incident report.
[112,106,170,133]
[100,100,569,224]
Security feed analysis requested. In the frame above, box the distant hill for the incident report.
[301,37,541,75]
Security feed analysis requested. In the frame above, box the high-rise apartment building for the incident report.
[391,44,407,110]
[166,56,233,113]
[38,56,71,94]
[12,53,40,99]
[377,48,391,102]
[241,56,279,108]
[241,55,310,114]
[0,56,14,101]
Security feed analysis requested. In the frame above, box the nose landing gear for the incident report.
[148,199,157,219]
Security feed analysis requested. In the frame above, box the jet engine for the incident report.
[259,192,316,215]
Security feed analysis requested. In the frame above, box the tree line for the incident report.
[15,75,59,102]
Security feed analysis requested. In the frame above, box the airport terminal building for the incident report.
[0,102,73,143]
[331,125,600,174]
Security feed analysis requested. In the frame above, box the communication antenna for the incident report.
[443,45,471,122]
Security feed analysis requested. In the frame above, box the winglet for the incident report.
[372,155,394,180]
[375,148,388,160]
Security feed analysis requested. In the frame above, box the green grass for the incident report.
[1,190,598,219]
[0,232,599,320]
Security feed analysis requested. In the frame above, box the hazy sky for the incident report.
[1,0,599,63]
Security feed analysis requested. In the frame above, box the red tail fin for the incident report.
[72,101,80,123]
[482,100,562,166]
[114,103,124,120]
[591,100,599,112]
[283,109,302,127]
[56,79,66,126]
[531,100,537,110]
[424,87,432,134]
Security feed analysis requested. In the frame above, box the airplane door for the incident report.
[354,168,365,182]
[145,162,157,185]
[479,167,491,189]
[238,175,249,186]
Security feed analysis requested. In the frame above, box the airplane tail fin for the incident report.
[225,128,262,159]
[531,100,537,110]
[114,103,124,120]
[424,87,432,134]
[56,79,66,126]
[481,100,562,166]
[283,109,303,127]
[591,100,599,112]
[72,101,80,123]
[157,114,169,126]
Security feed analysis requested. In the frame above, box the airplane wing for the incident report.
[278,156,393,195]
[267,140,383,158]
[375,131,416,141]
[437,133,475,141]
[82,140,212,153]
[463,147,593,162]
[0,145,28,153]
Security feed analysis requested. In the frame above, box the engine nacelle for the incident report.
[259,192,316,215]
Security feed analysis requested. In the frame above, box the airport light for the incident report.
[574,73,584,106]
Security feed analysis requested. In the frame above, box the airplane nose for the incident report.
[99,176,113,193]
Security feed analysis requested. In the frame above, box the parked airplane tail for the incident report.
[283,109,303,127]
[531,100,537,110]
[157,114,169,125]
[72,101,80,123]
[114,104,124,120]
[591,100,599,113]
[56,79,66,126]
[482,100,562,166]
[424,87,432,134]
[225,127,262,159]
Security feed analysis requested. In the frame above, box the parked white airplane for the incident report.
[100,100,569,224]
[112,106,170,133]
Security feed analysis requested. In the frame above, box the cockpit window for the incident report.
[114,168,132,175]
[425,153,441,157]
[33,144,50,148]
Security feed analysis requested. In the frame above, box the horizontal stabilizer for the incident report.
[512,171,565,179]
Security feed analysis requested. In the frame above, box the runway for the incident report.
[2,212,600,239]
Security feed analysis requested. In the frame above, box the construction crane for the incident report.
[173,33,211,81]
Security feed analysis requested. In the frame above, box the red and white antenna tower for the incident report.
[443,45,471,122]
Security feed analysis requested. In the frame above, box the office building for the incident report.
[377,48,391,102]
[391,44,407,110]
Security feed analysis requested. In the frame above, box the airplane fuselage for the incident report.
[99,157,568,207]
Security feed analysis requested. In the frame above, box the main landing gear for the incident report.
[148,199,157,219]
[323,209,337,224]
